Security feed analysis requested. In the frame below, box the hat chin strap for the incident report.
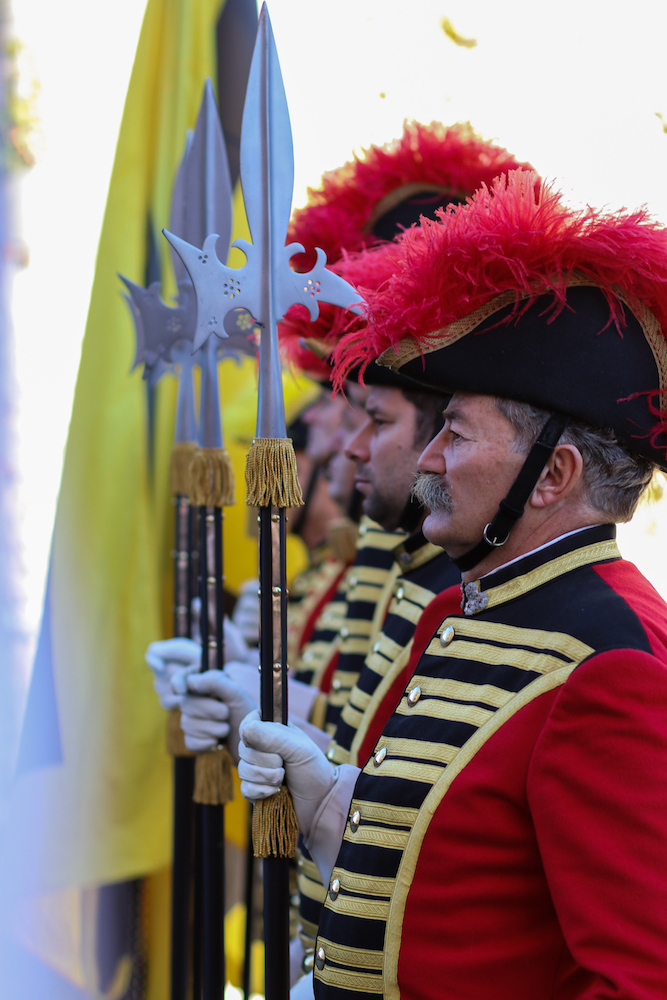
[452,412,570,574]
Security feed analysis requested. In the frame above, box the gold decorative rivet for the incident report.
[407,685,421,706]
[272,586,282,595]
[350,809,361,832]
[273,662,282,672]
[271,513,280,522]
[329,877,340,901]
[348,576,357,588]
[207,576,216,584]
[374,746,387,767]
[332,677,341,691]
[340,627,349,638]
[440,625,455,648]
[396,586,404,600]
[315,947,326,971]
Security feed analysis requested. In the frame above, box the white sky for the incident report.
[10,0,667,653]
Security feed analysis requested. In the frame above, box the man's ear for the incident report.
[529,444,583,509]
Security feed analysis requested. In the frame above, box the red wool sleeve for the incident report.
[527,647,667,999]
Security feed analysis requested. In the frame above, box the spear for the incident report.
[120,133,200,1000]
[164,8,362,998]
[122,79,256,1000]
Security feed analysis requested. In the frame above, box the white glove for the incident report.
[224,616,259,666]
[290,972,314,1000]
[177,667,258,762]
[232,578,260,646]
[238,711,336,836]
[145,637,201,710]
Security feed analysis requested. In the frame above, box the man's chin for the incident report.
[422,510,467,556]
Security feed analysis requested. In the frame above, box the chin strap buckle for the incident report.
[483,522,509,547]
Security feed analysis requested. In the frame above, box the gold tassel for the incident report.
[170,441,197,497]
[327,517,359,565]
[251,786,299,858]
[245,438,304,508]
[189,447,236,507]
[166,710,196,758]
[193,746,235,805]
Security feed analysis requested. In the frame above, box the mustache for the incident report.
[411,471,453,513]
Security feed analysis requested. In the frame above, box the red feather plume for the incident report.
[331,170,667,395]
[280,122,532,378]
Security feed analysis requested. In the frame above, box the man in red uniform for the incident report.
[238,170,667,999]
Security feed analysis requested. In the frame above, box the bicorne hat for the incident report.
[332,171,667,568]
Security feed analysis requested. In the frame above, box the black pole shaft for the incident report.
[199,505,226,1000]
[259,506,290,1000]
[242,807,255,1000]
[171,497,196,1000]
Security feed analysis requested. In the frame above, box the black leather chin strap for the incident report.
[453,412,570,573]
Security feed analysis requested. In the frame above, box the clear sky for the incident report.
[10,0,667,652]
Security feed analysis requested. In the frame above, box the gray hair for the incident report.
[494,398,656,523]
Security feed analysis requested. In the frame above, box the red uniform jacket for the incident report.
[314,525,667,1000]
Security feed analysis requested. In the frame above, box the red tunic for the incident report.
[314,526,667,1000]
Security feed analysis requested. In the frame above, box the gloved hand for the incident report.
[290,972,314,1000]
[224,616,259,666]
[238,711,337,836]
[232,578,260,646]
[176,667,258,762]
[145,637,201,710]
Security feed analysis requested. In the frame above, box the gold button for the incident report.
[407,685,421,706]
[396,586,404,600]
[350,809,361,832]
[440,625,455,647]
[332,677,341,691]
[329,877,340,901]
[374,746,387,766]
[315,946,326,971]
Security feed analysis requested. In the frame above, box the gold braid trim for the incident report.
[251,786,298,858]
[245,438,303,508]
[170,441,197,497]
[188,447,236,507]
[193,746,235,805]
[166,710,196,758]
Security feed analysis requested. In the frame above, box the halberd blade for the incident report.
[184,78,234,258]
[239,4,294,262]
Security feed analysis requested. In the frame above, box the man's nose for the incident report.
[345,419,371,462]
[418,426,447,473]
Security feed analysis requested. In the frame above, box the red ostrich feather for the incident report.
[331,170,667,400]
[287,121,531,270]
[280,122,532,378]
